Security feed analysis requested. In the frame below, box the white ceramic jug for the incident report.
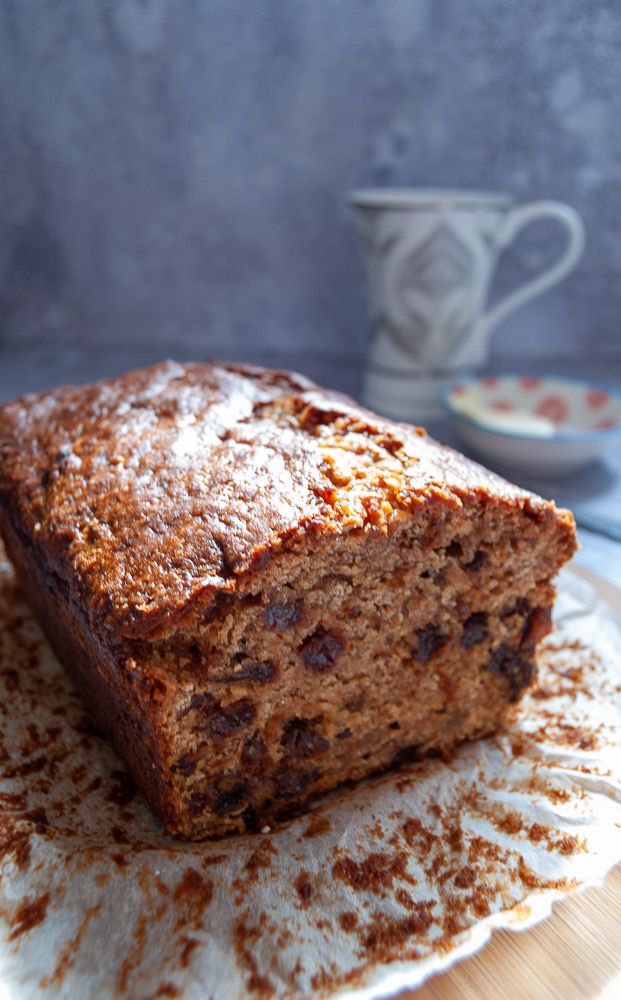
[348,189,585,423]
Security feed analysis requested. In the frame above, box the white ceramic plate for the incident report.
[441,374,621,476]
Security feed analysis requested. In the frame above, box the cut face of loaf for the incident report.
[0,361,577,839]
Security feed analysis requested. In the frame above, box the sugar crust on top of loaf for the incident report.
[0,360,570,642]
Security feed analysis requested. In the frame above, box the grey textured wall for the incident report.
[1,0,620,378]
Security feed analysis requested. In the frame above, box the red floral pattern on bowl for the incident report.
[442,375,621,477]
[447,376,621,434]
[536,396,569,424]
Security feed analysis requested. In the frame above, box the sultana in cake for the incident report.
[0,361,577,839]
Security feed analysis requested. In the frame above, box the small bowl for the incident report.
[441,375,621,477]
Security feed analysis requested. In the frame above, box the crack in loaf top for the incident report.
[0,360,548,642]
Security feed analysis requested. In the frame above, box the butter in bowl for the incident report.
[441,375,621,477]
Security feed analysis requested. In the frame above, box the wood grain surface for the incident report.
[403,864,621,1000]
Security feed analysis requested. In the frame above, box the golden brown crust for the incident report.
[0,360,573,642]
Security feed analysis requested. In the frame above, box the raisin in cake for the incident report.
[0,361,577,839]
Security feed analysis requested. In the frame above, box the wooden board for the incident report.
[404,864,621,999]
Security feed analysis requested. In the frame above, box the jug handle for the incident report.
[474,200,585,358]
